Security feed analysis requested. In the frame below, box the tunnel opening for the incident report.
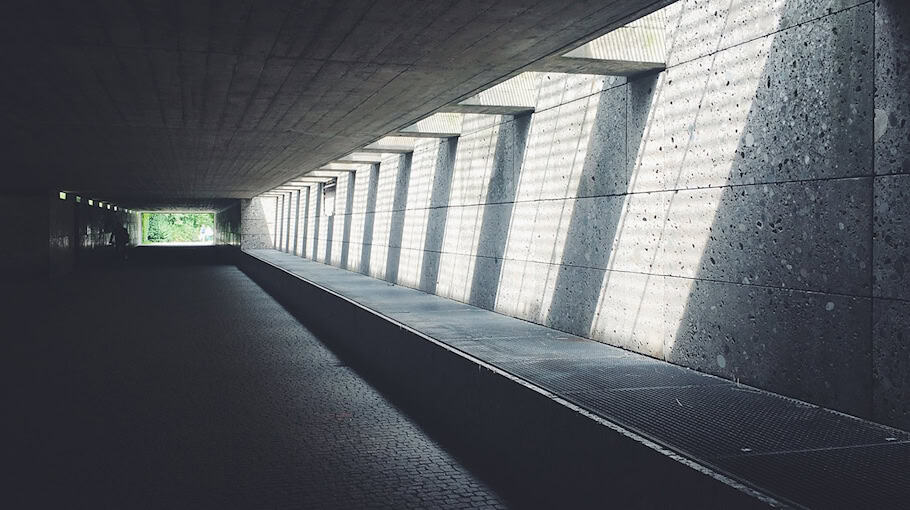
[140,212,216,246]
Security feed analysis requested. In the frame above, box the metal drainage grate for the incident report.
[715,442,910,509]
[498,357,729,394]
[561,385,909,458]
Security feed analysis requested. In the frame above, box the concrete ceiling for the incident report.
[0,0,665,210]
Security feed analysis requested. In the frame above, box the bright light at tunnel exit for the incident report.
[140,212,216,246]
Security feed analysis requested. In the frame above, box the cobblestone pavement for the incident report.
[5,258,505,509]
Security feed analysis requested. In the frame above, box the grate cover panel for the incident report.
[563,385,910,458]
[367,298,476,314]
[715,443,910,509]
[448,336,632,363]
[498,358,729,395]
[394,310,547,339]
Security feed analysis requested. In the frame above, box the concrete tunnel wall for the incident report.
[239,195,277,250]
[0,192,140,281]
[215,202,241,247]
[246,0,910,430]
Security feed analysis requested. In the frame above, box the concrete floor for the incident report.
[4,252,503,509]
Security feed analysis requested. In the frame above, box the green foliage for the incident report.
[141,213,215,243]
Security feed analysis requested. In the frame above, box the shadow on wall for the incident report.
[339,176,356,267]
[360,165,380,274]
[435,114,505,302]
[275,195,284,250]
[419,138,459,294]
[296,190,312,257]
[308,184,322,260]
[384,153,413,283]
[489,74,623,324]
[468,114,532,309]
[324,202,334,263]
[541,80,636,339]
[665,0,874,416]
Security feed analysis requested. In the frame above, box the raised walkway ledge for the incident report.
[235,248,909,509]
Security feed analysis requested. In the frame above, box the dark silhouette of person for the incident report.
[111,225,130,260]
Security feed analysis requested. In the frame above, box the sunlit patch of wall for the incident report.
[329,174,356,267]
[435,115,502,302]
[364,154,403,279]
[240,196,275,250]
[275,194,285,251]
[344,167,371,271]
[284,192,294,252]
[294,190,308,256]
[396,139,443,288]
[495,76,618,324]
[287,191,299,254]
[322,187,335,262]
[586,30,780,355]
[306,184,322,259]
[583,0,876,416]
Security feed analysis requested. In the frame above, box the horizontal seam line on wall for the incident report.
[305,243,886,301]
[309,172,876,216]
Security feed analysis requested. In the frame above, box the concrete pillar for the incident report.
[292,190,301,255]
[299,187,310,257]
[274,195,282,250]
[311,183,322,259]
[285,192,293,252]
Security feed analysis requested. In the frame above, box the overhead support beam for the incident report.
[288,177,335,184]
[292,176,335,182]
[302,170,356,179]
[393,113,463,138]
[360,136,417,153]
[525,9,667,76]
[318,163,364,172]
[336,153,386,164]
[440,73,539,115]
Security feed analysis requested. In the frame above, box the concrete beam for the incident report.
[393,113,463,138]
[526,10,666,76]
[336,153,386,164]
[528,55,664,77]
[440,73,539,115]
[360,136,417,153]
[303,170,355,179]
[288,177,335,184]
[318,163,364,172]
